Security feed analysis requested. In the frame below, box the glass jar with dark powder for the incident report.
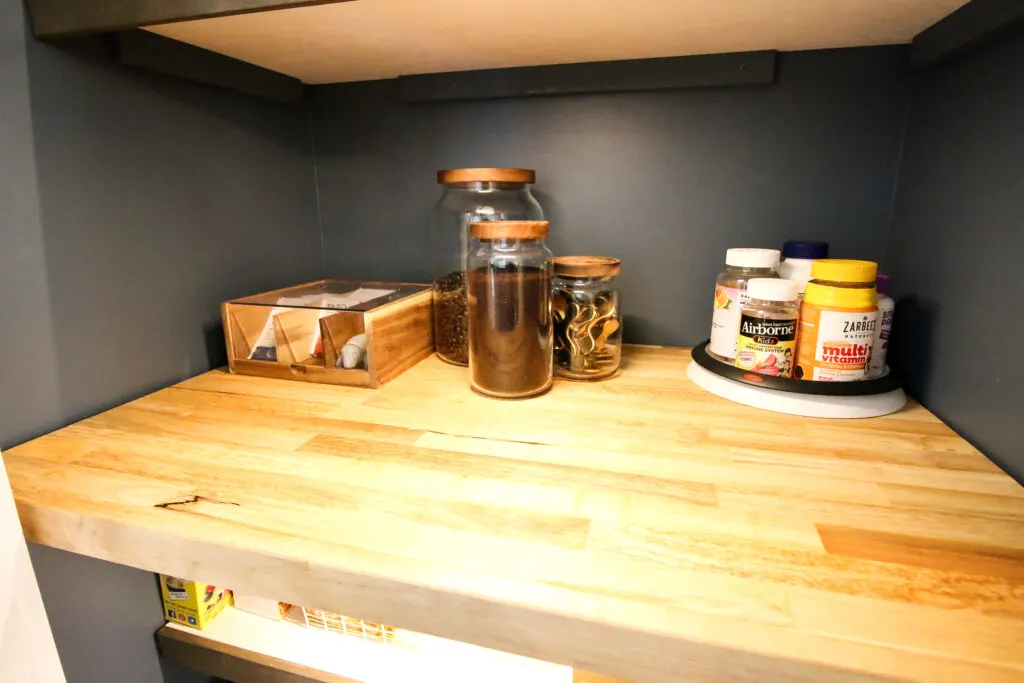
[432,168,544,366]
[467,221,553,398]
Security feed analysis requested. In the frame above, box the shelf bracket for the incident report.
[397,51,777,102]
[912,0,1024,68]
[116,30,304,103]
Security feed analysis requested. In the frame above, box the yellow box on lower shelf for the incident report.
[160,575,232,630]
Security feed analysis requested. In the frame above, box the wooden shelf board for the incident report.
[5,345,1023,683]
[144,0,972,84]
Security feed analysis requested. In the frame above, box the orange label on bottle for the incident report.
[796,303,878,381]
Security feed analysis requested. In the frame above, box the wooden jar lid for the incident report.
[470,220,549,240]
[437,168,536,184]
[553,256,621,279]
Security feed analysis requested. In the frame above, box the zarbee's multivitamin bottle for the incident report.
[795,259,878,381]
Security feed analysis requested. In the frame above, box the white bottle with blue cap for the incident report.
[777,241,829,301]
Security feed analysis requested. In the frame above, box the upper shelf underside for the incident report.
[143,0,970,84]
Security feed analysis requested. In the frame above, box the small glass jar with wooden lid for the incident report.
[431,168,544,366]
[466,220,553,398]
[552,256,622,380]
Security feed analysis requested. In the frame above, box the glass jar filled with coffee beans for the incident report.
[431,168,544,366]
[467,221,553,398]
[552,256,622,380]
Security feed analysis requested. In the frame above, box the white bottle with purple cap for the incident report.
[869,274,895,378]
[777,240,829,301]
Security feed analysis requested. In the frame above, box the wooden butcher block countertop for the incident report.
[5,346,1023,683]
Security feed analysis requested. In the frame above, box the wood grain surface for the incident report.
[144,1,970,84]
[4,346,1022,682]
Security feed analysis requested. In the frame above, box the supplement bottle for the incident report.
[736,278,799,378]
[777,240,829,302]
[869,274,895,378]
[795,259,878,381]
[709,248,780,363]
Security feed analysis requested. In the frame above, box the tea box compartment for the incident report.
[222,280,433,389]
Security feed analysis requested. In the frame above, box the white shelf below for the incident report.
[161,606,573,683]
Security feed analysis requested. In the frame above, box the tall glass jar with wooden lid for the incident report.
[552,256,622,380]
[466,221,553,398]
[431,168,544,366]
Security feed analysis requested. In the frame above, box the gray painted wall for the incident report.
[2,7,321,683]
[311,46,910,346]
[0,0,63,447]
[886,25,1024,480]
[21,34,323,442]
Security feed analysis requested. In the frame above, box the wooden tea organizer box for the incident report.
[222,280,433,388]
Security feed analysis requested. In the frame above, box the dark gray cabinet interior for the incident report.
[3,2,1021,682]
[886,27,1024,478]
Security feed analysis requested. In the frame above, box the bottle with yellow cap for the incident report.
[794,259,879,381]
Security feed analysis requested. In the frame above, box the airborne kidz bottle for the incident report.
[736,279,799,378]
[795,260,879,381]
